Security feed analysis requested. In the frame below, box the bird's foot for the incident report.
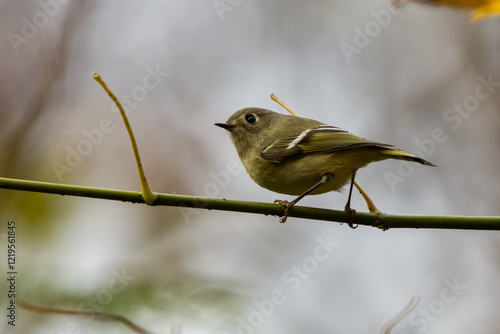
[344,206,358,229]
[274,199,292,223]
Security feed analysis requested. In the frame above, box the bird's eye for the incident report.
[245,114,258,124]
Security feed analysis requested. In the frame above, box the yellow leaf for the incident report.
[470,2,500,21]
[395,0,500,21]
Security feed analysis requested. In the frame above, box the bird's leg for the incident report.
[275,173,332,223]
[344,170,357,213]
[344,170,358,229]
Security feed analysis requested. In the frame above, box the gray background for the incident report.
[1,1,499,333]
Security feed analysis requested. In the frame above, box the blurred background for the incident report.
[0,0,499,333]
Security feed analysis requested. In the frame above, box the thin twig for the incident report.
[19,300,154,334]
[379,294,420,334]
[270,93,299,116]
[353,180,381,215]
[92,72,157,205]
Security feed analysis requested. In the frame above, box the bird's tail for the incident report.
[380,148,437,167]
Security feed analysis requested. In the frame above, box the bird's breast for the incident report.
[244,153,356,196]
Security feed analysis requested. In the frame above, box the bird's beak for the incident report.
[215,122,236,131]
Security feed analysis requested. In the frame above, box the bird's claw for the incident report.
[345,207,358,229]
[274,199,289,206]
[274,199,291,223]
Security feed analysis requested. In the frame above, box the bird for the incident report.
[215,107,436,223]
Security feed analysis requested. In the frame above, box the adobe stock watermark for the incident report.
[178,159,244,224]
[51,64,169,182]
[213,0,245,21]
[385,73,500,191]
[339,4,403,64]
[108,65,169,115]
[47,267,135,334]
[7,0,70,54]
[400,277,467,333]
[225,235,340,334]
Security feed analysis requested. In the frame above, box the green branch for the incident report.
[1,176,499,230]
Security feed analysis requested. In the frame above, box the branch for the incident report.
[18,300,154,334]
[1,176,500,230]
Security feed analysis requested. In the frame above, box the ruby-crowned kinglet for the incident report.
[215,107,435,222]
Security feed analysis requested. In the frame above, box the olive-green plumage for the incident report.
[216,107,435,196]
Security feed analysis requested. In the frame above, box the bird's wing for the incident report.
[261,125,394,161]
